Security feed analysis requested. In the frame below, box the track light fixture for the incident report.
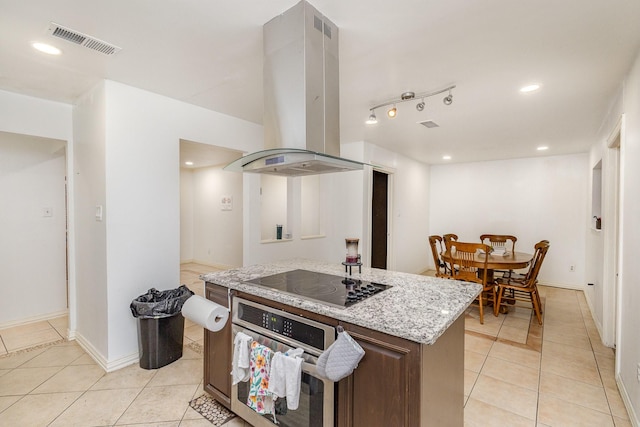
[365,84,456,124]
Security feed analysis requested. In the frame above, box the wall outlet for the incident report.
[569,265,575,272]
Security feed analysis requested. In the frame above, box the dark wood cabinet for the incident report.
[204,282,232,409]
[337,316,464,427]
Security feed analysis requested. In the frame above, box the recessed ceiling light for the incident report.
[32,42,61,55]
[520,84,541,93]
[442,155,452,160]
[185,161,194,166]
[537,146,549,151]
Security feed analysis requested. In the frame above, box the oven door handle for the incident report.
[301,360,321,376]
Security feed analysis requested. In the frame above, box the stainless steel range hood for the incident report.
[224,0,364,177]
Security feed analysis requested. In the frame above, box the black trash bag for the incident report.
[130,285,194,319]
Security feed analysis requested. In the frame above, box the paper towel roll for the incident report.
[181,295,229,332]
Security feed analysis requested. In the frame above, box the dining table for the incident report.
[441,250,534,282]
[441,249,534,313]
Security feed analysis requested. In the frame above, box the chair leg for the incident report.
[478,292,484,324]
[494,286,504,317]
[491,288,498,317]
[531,289,543,325]
[535,287,543,314]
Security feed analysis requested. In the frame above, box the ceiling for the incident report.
[2,0,640,166]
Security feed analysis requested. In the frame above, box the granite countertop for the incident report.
[200,259,482,345]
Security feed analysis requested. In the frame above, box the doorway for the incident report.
[0,131,68,326]
[371,170,389,269]
[179,139,244,269]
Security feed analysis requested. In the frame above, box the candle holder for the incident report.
[345,238,359,263]
[343,238,362,275]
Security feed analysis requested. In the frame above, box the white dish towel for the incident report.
[231,331,253,385]
[267,350,304,410]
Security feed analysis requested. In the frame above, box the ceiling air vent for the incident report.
[419,120,439,128]
[47,22,121,56]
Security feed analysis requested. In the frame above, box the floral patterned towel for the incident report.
[247,341,275,414]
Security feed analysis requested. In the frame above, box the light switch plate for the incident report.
[95,205,103,221]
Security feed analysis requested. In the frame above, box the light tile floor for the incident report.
[0,265,632,426]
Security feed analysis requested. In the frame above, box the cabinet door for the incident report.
[336,322,420,427]
[204,283,232,409]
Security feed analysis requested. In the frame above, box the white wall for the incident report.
[0,132,67,325]
[73,82,109,357]
[180,168,195,262]
[429,154,588,288]
[260,175,288,241]
[612,50,640,425]
[241,140,432,276]
[70,81,263,367]
[0,90,74,329]
[191,166,243,268]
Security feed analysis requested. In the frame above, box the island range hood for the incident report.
[224,1,364,177]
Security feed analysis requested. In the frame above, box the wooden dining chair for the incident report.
[479,234,517,253]
[428,235,452,278]
[494,240,550,325]
[449,241,496,324]
[480,234,518,278]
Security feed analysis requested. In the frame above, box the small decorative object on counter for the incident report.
[345,238,359,263]
[276,224,283,239]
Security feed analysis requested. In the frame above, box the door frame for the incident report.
[602,114,624,348]
[364,165,395,271]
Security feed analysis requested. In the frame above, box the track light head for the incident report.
[387,106,397,118]
[365,111,378,124]
[416,100,425,111]
[443,90,453,105]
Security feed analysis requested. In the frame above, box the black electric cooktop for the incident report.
[245,269,391,308]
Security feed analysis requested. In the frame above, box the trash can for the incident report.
[130,285,194,369]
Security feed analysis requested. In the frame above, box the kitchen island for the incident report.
[201,259,481,427]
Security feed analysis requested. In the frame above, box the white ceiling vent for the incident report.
[419,120,439,128]
[47,22,121,56]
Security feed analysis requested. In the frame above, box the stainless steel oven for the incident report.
[231,297,335,427]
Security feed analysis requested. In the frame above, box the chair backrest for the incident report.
[480,234,517,253]
[443,233,459,247]
[522,240,550,286]
[449,241,491,287]
[428,235,447,277]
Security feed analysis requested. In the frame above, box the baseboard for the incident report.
[0,309,68,331]
[582,291,610,347]
[190,259,237,271]
[180,259,194,264]
[617,375,640,427]
[74,332,139,373]
[538,281,584,291]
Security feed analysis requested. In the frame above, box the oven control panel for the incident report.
[236,300,328,353]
